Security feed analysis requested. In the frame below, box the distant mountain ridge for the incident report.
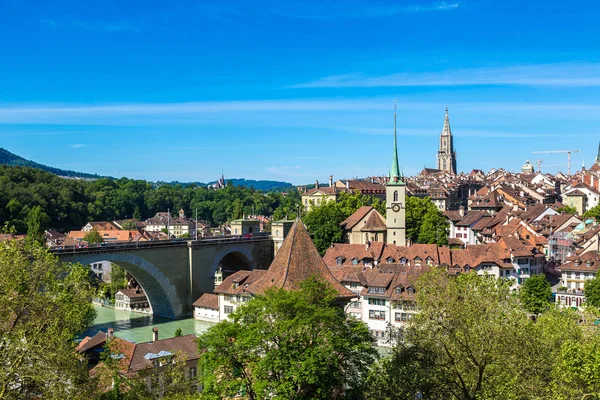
[0,147,105,179]
[0,147,293,191]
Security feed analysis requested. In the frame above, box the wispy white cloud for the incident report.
[71,143,88,148]
[290,62,600,88]
[273,1,460,20]
[42,19,141,33]
[1,99,600,126]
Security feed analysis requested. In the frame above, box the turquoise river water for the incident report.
[82,305,214,343]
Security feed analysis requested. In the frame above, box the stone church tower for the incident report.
[436,107,457,174]
[386,103,406,246]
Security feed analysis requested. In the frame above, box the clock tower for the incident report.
[386,102,406,246]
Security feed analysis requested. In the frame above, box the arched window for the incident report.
[393,191,398,202]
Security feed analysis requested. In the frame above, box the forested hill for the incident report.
[0,148,293,191]
[0,147,105,179]
[158,179,293,192]
[0,165,301,234]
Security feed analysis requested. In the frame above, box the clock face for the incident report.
[391,203,401,212]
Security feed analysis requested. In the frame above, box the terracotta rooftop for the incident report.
[360,211,387,232]
[193,293,219,309]
[340,206,374,230]
[247,220,355,300]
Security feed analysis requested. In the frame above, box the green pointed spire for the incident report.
[388,102,404,186]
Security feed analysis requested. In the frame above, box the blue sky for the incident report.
[1,0,600,184]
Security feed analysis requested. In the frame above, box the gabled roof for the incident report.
[193,293,219,309]
[456,211,488,227]
[128,334,200,373]
[247,220,355,300]
[360,211,387,232]
[340,206,374,230]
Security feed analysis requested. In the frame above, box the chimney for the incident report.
[459,206,465,217]
[315,180,319,190]
[329,175,333,187]
[346,180,350,189]
[107,327,114,340]
[152,327,158,342]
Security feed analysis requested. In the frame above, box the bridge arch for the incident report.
[64,253,183,319]
[210,246,257,281]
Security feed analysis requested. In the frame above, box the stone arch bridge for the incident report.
[53,237,274,319]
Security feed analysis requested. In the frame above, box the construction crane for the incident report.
[531,150,581,175]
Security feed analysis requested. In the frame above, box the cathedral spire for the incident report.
[596,141,600,163]
[437,107,457,174]
[389,101,403,185]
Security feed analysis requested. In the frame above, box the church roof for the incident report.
[360,211,387,232]
[247,220,355,300]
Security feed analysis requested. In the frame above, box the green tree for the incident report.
[584,204,600,221]
[83,229,104,244]
[519,273,553,314]
[417,205,449,245]
[556,205,577,214]
[405,196,449,245]
[585,276,600,308]
[550,311,600,400]
[174,327,183,337]
[0,235,97,399]
[120,220,139,230]
[367,269,537,400]
[302,200,347,254]
[197,277,378,400]
[25,205,50,242]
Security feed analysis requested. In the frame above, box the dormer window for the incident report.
[414,257,422,267]
[574,260,581,267]
[400,258,407,265]
[336,256,344,265]
[386,257,395,263]
[406,287,415,295]
[426,257,433,266]
[352,258,359,265]
[586,261,592,268]
[394,286,403,294]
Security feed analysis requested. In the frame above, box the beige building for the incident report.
[230,218,261,236]
[341,206,387,244]
[564,190,586,215]
[302,177,341,212]
[271,219,295,255]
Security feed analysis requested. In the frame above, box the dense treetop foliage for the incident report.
[197,277,378,400]
[0,235,97,399]
[0,165,301,233]
[365,269,600,400]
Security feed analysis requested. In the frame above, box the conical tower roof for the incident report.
[248,220,355,300]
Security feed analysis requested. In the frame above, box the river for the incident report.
[82,305,214,343]
[84,305,392,356]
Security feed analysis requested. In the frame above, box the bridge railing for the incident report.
[49,232,272,255]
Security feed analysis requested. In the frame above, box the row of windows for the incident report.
[369,310,386,320]
[368,298,386,306]
[395,312,414,322]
